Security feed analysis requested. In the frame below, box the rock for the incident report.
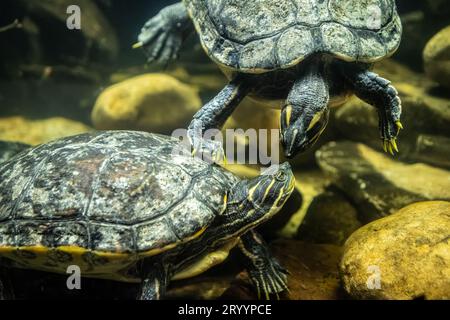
[0,141,30,163]
[297,189,362,246]
[412,134,450,169]
[91,74,202,134]
[279,170,331,238]
[316,141,450,222]
[18,0,119,61]
[340,201,450,300]
[395,9,447,70]
[0,116,92,145]
[221,240,344,300]
[425,0,450,18]
[424,25,450,88]
[334,60,450,163]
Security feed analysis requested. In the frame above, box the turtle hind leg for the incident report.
[187,77,251,162]
[337,63,403,155]
[138,262,171,300]
[137,2,193,65]
[238,231,289,300]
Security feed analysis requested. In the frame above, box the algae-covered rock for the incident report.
[316,141,450,222]
[424,25,450,88]
[92,74,202,134]
[297,189,362,246]
[340,201,450,300]
[0,116,91,145]
[222,240,343,300]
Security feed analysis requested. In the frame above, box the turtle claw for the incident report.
[248,261,289,300]
[396,121,404,131]
[382,139,399,156]
[132,42,143,49]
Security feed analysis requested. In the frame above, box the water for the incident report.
[0,0,449,300]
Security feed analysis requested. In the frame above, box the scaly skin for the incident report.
[239,231,289,300]
[136,3,193,65]
[336,62,403,155]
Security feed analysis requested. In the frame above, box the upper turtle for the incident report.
[184,0,402,72]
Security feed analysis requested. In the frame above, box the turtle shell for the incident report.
[184,0,402,72]
[0,131,239,280]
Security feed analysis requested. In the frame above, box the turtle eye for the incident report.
[275,171,286,182]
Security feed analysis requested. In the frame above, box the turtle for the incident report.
[0,131,295,300]
[136,0,403,158]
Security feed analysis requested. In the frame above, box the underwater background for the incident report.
[0,0,449,299]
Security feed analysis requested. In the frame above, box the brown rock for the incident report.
[340,201,450,300]
[221,240,343,300]
[0,116,91,145]
[92,74,202,134]
[316,141,450,222]
[424,25,450,88]
[297,189,362,246]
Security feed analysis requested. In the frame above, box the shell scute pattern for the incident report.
[184,0,401,71]
[0,131,232,257]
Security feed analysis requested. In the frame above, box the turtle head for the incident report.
[280,105,329,158]
[223,163,295,235]
[280,62,330,158]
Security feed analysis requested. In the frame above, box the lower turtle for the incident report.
[0,131,294,300]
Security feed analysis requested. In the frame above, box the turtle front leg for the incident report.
[187,77,251,162]
[138,262,171,300]
[338,63,403,155]
[238,231,289,300]
[136,2,193,65]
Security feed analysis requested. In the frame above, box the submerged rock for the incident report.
[92,74,202,134]
[340,201,450,300]
[413,134,450,169]
[222,240,343,300]
[297,189,362,246]
[424,25,450,89]
[316,141,450,222]
[0,116,91,145]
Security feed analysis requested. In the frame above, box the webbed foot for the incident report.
[378,84,403,155]
[248,258,289,300]
[187,119,226,164]
[136,3,191,65]
[337,63,403,157]
[239,231,289,300]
